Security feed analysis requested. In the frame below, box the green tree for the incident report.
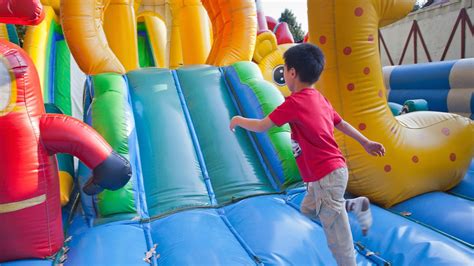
[15,25,27,47]
[278,8,305,43]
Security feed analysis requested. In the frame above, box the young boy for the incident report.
[229,43,385,266]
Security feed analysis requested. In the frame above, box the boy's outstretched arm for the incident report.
[230,116,274,133]
[335,120,386,156]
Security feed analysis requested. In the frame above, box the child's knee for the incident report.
[300,195,321,218]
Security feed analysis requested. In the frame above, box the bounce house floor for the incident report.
[4,160,473,265]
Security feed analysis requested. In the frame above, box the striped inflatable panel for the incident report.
[0,24,20,45]
[383,58,474,119]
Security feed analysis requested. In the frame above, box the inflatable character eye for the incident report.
[0,59,14,116]
[273,65,285,86]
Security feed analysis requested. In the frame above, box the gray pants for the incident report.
[300,167,356,266]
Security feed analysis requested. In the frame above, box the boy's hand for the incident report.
[363,141,385,156]
[229,116,242,132]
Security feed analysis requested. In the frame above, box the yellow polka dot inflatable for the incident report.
[252,31,294,97]
[309,0,474,207]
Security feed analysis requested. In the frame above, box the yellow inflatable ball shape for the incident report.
[253,31,294,97]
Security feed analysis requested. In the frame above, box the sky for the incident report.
[259,0,427,33]
[260,0,308,32]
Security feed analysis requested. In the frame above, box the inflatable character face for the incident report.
[253,31,295,97]
[0,58,16,116]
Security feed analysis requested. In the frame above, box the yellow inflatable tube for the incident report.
[139,13,167,68]
[309,0,474,207]
[202,0,221,65]
[23,6,57,100]
[168,1,184,69]
[202,0,257,66]
[136,0,182,68]
[59,171,73,206]
[0,24,9,41]
[175,0,211,65]
[60,0,125,75]
[103,0,139,72]
[40,0,60,14]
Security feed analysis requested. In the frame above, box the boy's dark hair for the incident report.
[283,43,325,84]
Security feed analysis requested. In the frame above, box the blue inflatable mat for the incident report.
[288,190,474,265]
[222,195,373,265]
[391,191,474,246]
[450,159,474,199]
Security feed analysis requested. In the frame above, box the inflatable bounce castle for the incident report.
[0,0,473,265]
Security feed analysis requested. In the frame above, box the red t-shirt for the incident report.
[269,88,346,182]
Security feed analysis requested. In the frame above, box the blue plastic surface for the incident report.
[172,70,217,206]
[391,191,474,246]
[121,75,147,219]
[289,191,474,265]
[225,66,286,187]
[388,89,449,112]
[6,24,20,45]
[388,102,403,116]
[224,195,373,266]
[77,78,96,222]
[450,159,474,199]
[150,209,256,265]
[65,221,149,265]
[385,60,469,113]
[127,68,211,217]
[66,204,90,238]
[390,60,455,91]
[177,66,276,203]
[471,96,474,119]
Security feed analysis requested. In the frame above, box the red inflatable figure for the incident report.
[0,41,131,261]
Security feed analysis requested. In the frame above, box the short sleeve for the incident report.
[269,98,297,126]
[323,95,342,125]
[333,109,342,125]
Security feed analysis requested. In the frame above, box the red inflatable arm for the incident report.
[40,114,132,195]
[0,0,45,25]
[40,114,112,168]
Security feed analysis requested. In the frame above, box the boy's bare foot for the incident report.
[346,197,372,236]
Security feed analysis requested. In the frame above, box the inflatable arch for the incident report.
[136,11,167,68]
[61,0,257,75]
